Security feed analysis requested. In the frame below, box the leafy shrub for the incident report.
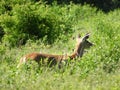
[0,2,120,89]
[96,20,120,72]
[1,2,73,47]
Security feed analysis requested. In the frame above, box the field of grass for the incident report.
[0,1,120,90]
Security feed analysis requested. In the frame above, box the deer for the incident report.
[17,33,93,68]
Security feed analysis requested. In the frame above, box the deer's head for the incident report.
[74,33,93,57]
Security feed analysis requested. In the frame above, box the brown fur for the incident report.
[17,33,93,68]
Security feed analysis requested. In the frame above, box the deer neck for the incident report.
[70,43,85,59]
[78,45,85,57]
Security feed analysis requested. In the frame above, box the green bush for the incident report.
[1,2,73,47]
[0,1,120,90]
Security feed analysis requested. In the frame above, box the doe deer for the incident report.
[17,33,93,68]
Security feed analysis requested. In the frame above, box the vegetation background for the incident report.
[0,0,120,90]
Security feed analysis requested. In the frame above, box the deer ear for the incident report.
[78,34,81,38]
[72,34,80,40]
[83,33,90,40]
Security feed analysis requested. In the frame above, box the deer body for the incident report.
[17,53,68,68]
[17,34,93,68]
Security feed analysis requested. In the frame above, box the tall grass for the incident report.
[0,2,120,90]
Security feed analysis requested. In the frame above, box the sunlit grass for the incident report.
[0,3,120,90]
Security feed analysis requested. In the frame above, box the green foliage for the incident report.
[0,2,97,47]
[1,2,75,47]
[0,1,120,90]
[44,0,120,12]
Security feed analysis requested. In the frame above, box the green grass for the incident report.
[0,2,120,90]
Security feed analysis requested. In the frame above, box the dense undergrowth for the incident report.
[0,1,120,90]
